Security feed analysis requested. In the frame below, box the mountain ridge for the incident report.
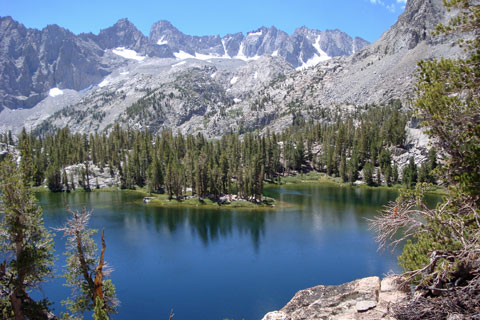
[0,0,466,139]
[0,16,368,111]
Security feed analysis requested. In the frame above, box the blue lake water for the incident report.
[36,184,409,320]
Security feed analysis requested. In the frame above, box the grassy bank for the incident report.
[267,171,446,195]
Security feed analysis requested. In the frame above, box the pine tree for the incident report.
[93,297,108,320]
[402,157,417,189]
[384,164,392,186]
[62,169,70,192]
[0,157,55,319]
[363,161,374,186]
[339,155,347,183]
[46,162,63,192]
[371,2,480,316]
[376,168,382,186]
[58,208,118,318]
[392,163,399,185]
[18,129,35,186]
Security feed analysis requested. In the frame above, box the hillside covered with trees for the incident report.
[2,101,437,203]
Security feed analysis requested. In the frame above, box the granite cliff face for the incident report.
[80,18,175,60]
[0,16,115,110]
[0,16,367,113]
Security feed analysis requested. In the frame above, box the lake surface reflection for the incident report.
[37,184,409,320]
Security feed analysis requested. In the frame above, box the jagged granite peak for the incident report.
[149,20,224,56]
[240,26,292,59]
[222,32,244,58]
[293,27,365,57]
[0,16,114,111]
[81,18,174,58]
[148,20,368,66]
[0,15,368,112]
[249,0,463,116]
[353,37,370,53]
[92,18,148,51]
[369,0,449,56]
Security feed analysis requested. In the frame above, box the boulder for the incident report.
[262,276,407,320]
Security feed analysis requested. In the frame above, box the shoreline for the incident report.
[33,186,292,210]
[32,172,445,210]
[267,171,446,195]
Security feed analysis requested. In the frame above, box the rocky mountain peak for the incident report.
[0,15,369,113]
[372,0,448,55]
[149,20,182,42]
[95,17,148,52]
[113,18,133,27]
[147,20,367,66]
[0,16,21,31]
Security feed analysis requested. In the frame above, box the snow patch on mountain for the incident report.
[172,61,186,67]
[230,76,239,84]
[98,79,109,87]
[49,88,63,97]
[221,39,230,58]
[174,50,231,61]
[112,47,145,61]
[157,36,168,45]
[174,50,195,60]
[312,36,330,59]
[296,36,331,70]
[248,30,263,37]
[195,52,223,60]
[233,42,262,61]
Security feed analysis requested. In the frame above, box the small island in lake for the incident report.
[142,192,279,209]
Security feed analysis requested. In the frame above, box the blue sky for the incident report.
[1,0,407,42]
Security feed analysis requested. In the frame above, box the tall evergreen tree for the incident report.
[0,157,55,319]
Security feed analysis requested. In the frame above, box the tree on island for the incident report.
[370,0,480,318]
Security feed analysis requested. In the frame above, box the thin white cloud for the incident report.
[397,0,407,9]
[368,0,406,12]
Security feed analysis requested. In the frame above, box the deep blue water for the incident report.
[35,184,408,320]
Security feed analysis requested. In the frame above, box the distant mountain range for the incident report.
[0,17,368,111]
[0,0,465,142]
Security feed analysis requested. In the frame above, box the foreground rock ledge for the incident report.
[262,276,407,320]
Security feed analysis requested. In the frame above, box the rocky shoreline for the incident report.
[262,276,408,320]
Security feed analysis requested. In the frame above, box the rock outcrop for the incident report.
[262,276,408,320]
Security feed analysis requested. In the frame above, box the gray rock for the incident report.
[356,300,377,312]
[261,276,408,320]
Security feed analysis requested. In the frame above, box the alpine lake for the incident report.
[35,183,439,320]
